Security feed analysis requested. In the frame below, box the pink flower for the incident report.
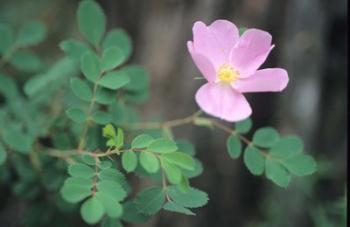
[187,20,289,122]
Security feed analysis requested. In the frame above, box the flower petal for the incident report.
[233,68,289,93]
[208,19,240,55]
[192,20,239,69]
[230,28,274,77]
[195,82,252,122]
[187,41,216,82]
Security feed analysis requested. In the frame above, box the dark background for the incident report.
[0,0,347,226]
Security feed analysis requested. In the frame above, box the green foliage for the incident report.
[167,186,208,209]
[17,21,47,47]
[122,151,138,172]
[0,142,6,165]
[235,117,252,133]
[61,161,127,224]
[81,52,101,82]
[226,135,242,158]
[252,127,279,148]
[163,201,195,215]
[131,134,154,149]
[77,0,106,46]
[70,78,93,101]
[0,23,14,53]
[103,29,132,60]
[161,152,195,171]
[265,159,291,188]
[243,146,265,175]
[139,152,159,173]
[239,27,247,36]
[80,196,105,224]
[134,187,165,215]
[148,138,178,153]
[66,107,87,123]
[101,46,126,71]
[98,70,130,90]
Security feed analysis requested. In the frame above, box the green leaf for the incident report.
[10,50,41,72]
[101,46,125,71]
[239,27,247,36]
[182,159,203,178]
[162,159,182,184]
[123,65,149,91]
[134,187,165,215]
[122,151,137,172]
[2,129,32,154]
[60,183,91,203]
[65,177,93,186]
[96,192,123,218]
[81,52,101,82]
[66,107,87,123]
[139,152,159,173]
[80,196,105,224]
[176,140,195,155]
[98,70,130,90]
[70,78,93,101]
[282,154,317,176]
[101,217,123,227]
[270,135,304,158]
[243,146,265,175]
[100,161,113,170]
[99,168,125,182]
[17,21,46,46]
[97,180,126,201]
[167,186,208,208]
[23,58,77,96]
[131,134,154,149]
[103,124,116,138]
[163,201,195,215]
[235,118,252,133]
[68,163,95,178]
[0,142,7,165]
[148,139,177,154]
[103,28,132,59]
[121,201,150,223]
[116,128,124,148]
[226,135,242,159]
[92,111,112,124]
[162,152,194,171]
[96,88,116,104]
[252,127,279,148]
[77,0,106,46]
[59,39,90,61]
[265,159,291,188]
[82,155,96,165]
[0,23,14,53]
[177,175,190,193]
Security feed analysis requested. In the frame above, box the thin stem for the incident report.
[78,74,103,151]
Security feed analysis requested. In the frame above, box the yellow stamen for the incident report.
[217,64,239,84]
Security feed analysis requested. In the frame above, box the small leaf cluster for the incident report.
[61,158,127,224]
[226,118,317,188]
[62,0,149,129]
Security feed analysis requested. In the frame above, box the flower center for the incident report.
[217,64,239,84]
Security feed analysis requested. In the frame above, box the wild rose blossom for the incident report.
[187,20,289,122]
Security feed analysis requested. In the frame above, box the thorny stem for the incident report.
[91,156,100,195]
